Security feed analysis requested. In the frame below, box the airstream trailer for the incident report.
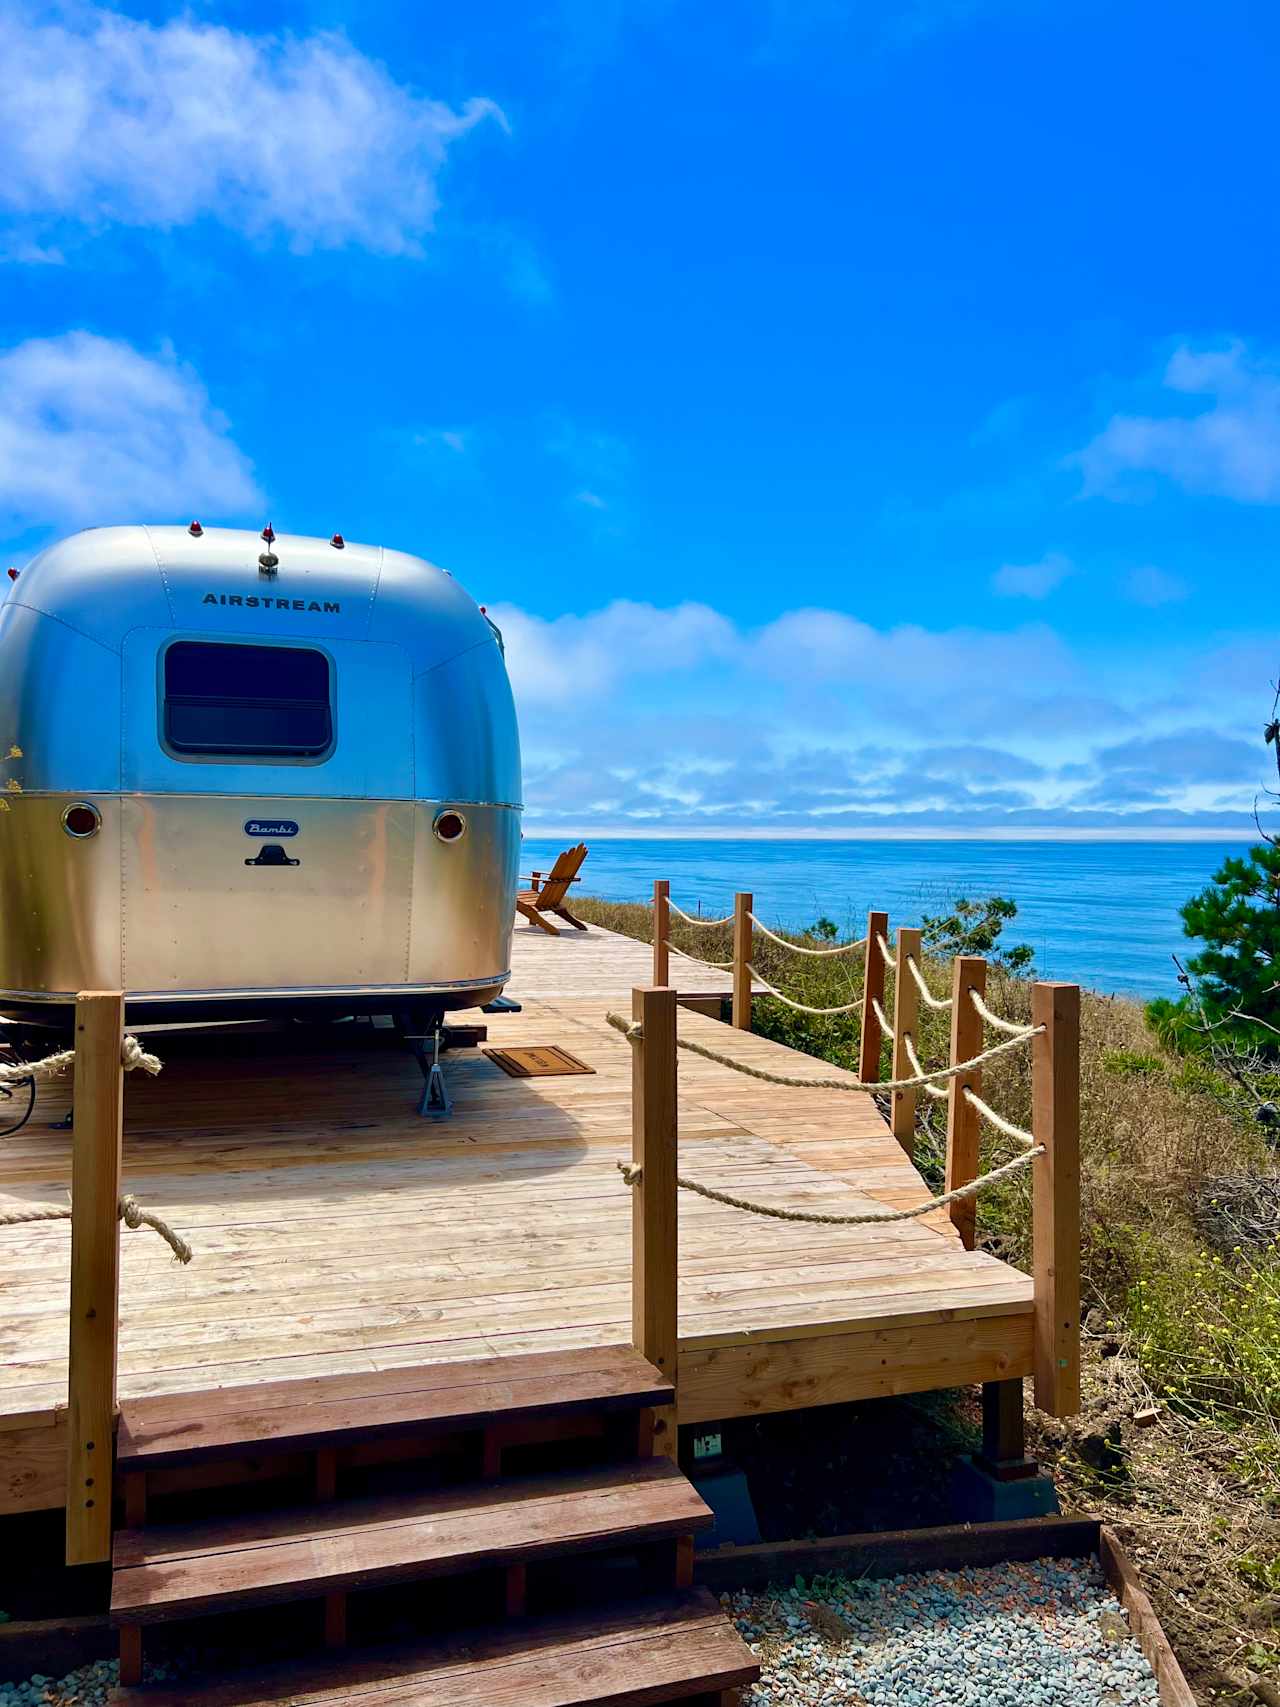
[0,524,522,1059]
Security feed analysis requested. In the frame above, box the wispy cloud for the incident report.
[0,6,504,255]
[991,551,1072,599]
[493,595,1254,826]
[1123,565,1188,606]
[0,332,261,528]
[1075,340,1280,504]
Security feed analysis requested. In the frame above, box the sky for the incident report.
[1,0,1278,831]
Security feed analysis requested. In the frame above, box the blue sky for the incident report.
[1,0,1278,829]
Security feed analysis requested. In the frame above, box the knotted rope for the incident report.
[747,966,864,1016]
[904,954,953,1011]
[605,1010,1043,1093]
[748,915,867,958]
[0,1035,163,1089]
[0,1194,192,1263]
[616,1147,1043,1225]
[668,900,734,928]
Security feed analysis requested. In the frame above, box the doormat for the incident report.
[484,1044,596,1078]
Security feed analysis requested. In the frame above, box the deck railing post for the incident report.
[1031,982,1081,1417]
[858,910,889,1082]
[631,985,679,1458]
[945,955,986,1251]
[66,990,126,1567]
[653,879,670,987]
[731,892,752,1031]
[890,925,921,1157]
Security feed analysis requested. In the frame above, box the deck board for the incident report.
[0,922,1033,1509]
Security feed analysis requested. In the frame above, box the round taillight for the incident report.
[433,810,466,844]
[62,802,101,839]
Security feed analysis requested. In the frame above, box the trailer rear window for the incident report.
[163,642,333,759]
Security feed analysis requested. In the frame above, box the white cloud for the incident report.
[496,595,1254,824]
[1076,340,1280,503]
[991,551,1072,599]
[0,6,503,255]
[488,600,737,706]
[749,607,1071,694]
[575,490,608,510]
[1123,565,1188,606]
[0,331,261,528]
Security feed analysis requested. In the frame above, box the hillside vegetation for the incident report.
[574,893,1280,1700]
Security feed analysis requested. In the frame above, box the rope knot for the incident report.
[605,1012,644,1042]
[618,1161,643,1187]
[122,1036,163,1076]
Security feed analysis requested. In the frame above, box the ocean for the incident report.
[520,835,1251,1001]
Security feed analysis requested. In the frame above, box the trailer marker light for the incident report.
[188,520,203,537]
[62,802,101,839]
[6,568,16,581]
[330,533,345,549]
[261,523,275,544]
[433,810,466,844]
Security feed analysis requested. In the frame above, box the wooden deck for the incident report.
[0,922,1033,1518]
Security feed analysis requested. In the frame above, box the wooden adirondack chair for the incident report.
[516,844,589,935]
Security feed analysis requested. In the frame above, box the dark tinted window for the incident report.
[164,642,332,758]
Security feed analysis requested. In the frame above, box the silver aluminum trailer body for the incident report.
[0,525,521,1029]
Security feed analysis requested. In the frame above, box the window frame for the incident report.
[158,637,337,767]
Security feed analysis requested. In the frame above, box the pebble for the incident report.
[0,1657,178,1706]
[3,1558,1159,1707]
[723,1554,1162,1706]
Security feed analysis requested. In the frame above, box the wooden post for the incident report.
[731,892,752,1032]
[890,925,921,1157]
[66,991,125,1568]
[1031,982,1081,1417]
[944,956,986,1252]
[631,985,679,1459]
[653,879,670,987]
[858,911,889,1082]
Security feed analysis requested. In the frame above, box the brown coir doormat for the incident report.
[484,1044,596,1078]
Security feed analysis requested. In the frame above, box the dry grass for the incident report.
[575,892,1280,1696]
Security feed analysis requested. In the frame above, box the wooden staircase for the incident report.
[108,1347,758,1706]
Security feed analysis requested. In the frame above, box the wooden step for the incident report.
[111,1459,712,1626]
[117,1346,672,1472]
[111,1588,758,1705]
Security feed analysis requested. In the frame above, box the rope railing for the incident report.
[616,1145,1042,1227]
[606,1010,1043,1094]
[875,932,898,969]
[904,953,953,1011]
[667,940,734,972]
[903,1032,949,1099]
[668,899,734,927]
[0,1193,193,1262]
[969,988,1030,1036]
[747,965,864,1017]
[962,1087,1037,1148]
[748,914,867,958]
[0,1035,162,1089]
[870,993,891,1032]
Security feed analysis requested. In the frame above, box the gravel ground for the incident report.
[0,1661,118,1706]
[725,1555,1163,1706]
[2,1557,1160,1707]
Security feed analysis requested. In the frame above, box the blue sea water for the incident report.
[521,835,1250,1000]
